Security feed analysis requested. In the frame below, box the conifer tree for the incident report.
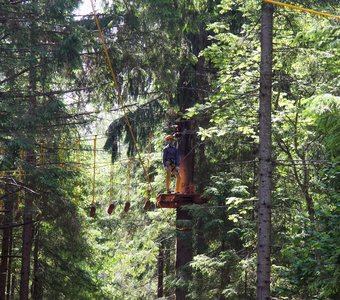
[256,2,274,299]
[0,0,99,298]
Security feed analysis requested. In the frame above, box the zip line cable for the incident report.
[262,0,340,20]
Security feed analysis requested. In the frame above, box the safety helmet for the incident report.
[164,135,174,141]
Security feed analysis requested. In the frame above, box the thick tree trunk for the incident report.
[0,192,14,299]
[6,229,13,300]
[157,240,164,298]
[174,14,209,299]
[175,208,192,300]
[256,2,274,300]
[163,238,172,298]
[175,118,195,300]
[19,190,34,300]
[11,274,16,300]
[5,229,13,300]
[32,226,43,300]
[194,216,207,298]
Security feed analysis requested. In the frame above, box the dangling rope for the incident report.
[74,138,80,205]
[107,162,115,215]
[59,137,65,168]
[262,0,340,20]
[16,148,25,220]
[124,158,131,213]
[40,142,46,167]
[90,135,97,217]
[144,134,152,210]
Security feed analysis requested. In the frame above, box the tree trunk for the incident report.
[6,229,13,300]
[32,225,43,300]
[157,240,164,298]
[11,274,16,300]
[0,192,14,299]
[175,117,195,300]
[19,183,34,300]
[194,216,207,298]
[20,4,37,297]
[163,238,172,298]
[175,208,192,300]
[256,2,274,300]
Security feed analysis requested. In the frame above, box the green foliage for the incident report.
[277,201,340,299]
[104,100,164,161]
[305,94,340,160]
[0,0,101,298]
[56,33,82,68]
[1,0,339,299]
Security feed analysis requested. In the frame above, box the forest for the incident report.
[0,0,339,299]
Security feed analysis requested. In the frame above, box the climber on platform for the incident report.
[162,135,181,193]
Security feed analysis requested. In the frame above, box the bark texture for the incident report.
[256,2,274,300]
[0,193,14,299]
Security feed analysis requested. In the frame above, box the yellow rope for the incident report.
[262,0,340,20]
[17,148,25,209]
[74,138,80,205]
[90,0,148,179]
[110,161,114,200]
[124,158,131,212]
[145,134,151,203]
[59,138,65,168]
[91,135,97,208]
[40,142,46,166]
[126,158,131,204]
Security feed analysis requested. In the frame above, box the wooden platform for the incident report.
[156,193,207,209]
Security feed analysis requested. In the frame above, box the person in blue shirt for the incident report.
[163,135,181,193]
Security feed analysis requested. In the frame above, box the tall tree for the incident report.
[0,0,100,298]
[19,3,38,294]
[256,2,274,300]
[0,189,15,299]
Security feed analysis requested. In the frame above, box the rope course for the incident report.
[89,0,148,183]
[1,0,337,220]
[262,0,340,20]
[87,0,169,215]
